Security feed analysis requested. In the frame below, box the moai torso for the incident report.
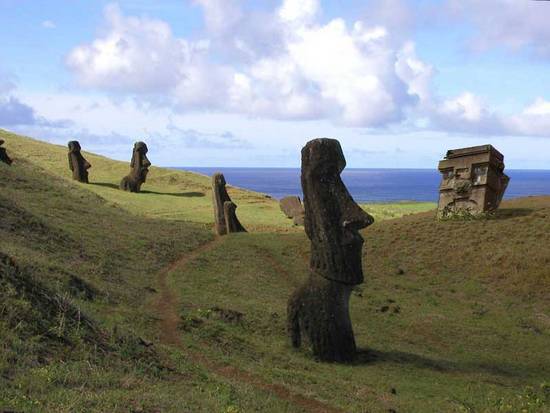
[438,145,509,217]
[120,141,151,192]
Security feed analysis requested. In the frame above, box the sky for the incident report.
[1,0,550,168]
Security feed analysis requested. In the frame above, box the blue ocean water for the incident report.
[180,167,550,203]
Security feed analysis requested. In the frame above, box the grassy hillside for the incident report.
[1,129,434,227]
[1,130,549,412]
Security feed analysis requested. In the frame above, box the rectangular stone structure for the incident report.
[438,144,510,217]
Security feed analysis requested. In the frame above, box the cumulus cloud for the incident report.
[64,1,550,137]
[66,1,428,127]
[446,0,550,58]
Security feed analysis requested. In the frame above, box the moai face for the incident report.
[0,139,13,165]
[131,142,151,183]
[68,140,81,152]
[301,138,374,285]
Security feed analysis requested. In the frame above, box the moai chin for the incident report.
[438,144,510,217]
[287,138,374,362]
[120,141,151,193]
[0,139,13,165]
[67,141,91,183]
[212,173,246,235]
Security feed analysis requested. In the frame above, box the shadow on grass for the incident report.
[355,348,532,378]
[491,208,534,220]
[90,182,119,190]
[89,183,205,197]
[140,190,205,197]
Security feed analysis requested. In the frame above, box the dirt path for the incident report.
[154,237,343,413]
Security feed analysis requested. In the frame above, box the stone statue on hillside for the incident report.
[120,141,151,193]
[0,139,13,165]
[279,196,305,226]
[212,173,246,235]
[287,138,374,362]
[438,145,510,217]
[67,141,91,183]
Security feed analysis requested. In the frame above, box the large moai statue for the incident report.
[279,196,305,226]
[120,141,151,193]
[212,173,246,235]
[287,138,374,362]
[438,145,510,217]
[67,141,91,183]
[0,139,13,165]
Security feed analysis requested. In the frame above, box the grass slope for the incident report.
[1,130,549,412]
[1,129,435,227]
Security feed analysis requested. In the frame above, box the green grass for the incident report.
[2,129,435,227]
[1,129,549,412]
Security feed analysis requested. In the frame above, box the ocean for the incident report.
[180,167,550,203]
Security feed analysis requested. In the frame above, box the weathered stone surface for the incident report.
[120,141,151,193]
[67,141,91,183]
[437,144,509,217]
[287,138,374,362]
[212,173,246,235]
[223,201,247,234]
[0,139,13,165]
[279,196,305,226]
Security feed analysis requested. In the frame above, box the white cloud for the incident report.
[66,1,427,127]
[278,0,319,25]
[41,20,56,29]
[446,0,550,57]
[63,1,550,137]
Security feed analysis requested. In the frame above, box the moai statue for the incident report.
[279,196,305,226]
[287,138,374,362]
[438,144,510,217]
[120,141,151,193]
[0,139,13,165]
[67,141,91,183]
[212,173,246,235]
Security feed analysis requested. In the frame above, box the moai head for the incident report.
[223,201,246,233]
[67,140,91,183]
[130,141,151,183]
[0,139,13,165]
[301,138,374,285]
[438,145,510,216]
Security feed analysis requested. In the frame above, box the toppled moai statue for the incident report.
[0,139,13,165]
[212,173,246,235]
[279,196,305,226]
[67,141,91,183]
[120,141,151,193]
[438,145,510,217]
[287,138,374,362]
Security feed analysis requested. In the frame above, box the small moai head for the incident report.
[301,138,374,285]
[223,201,246,233]
[0,139,13,165]
[130,141,151,183]
[67,140,91,183]
[68,140,81,152]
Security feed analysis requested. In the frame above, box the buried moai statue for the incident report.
[438,144,509,217]
[212,173,246,235]
[279,196,305,226]
[287,138,374,362]
[120,141,151,193]
[67,141,91,183]
[0,139,13,165]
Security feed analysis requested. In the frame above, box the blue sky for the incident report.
[1,0,550,168]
